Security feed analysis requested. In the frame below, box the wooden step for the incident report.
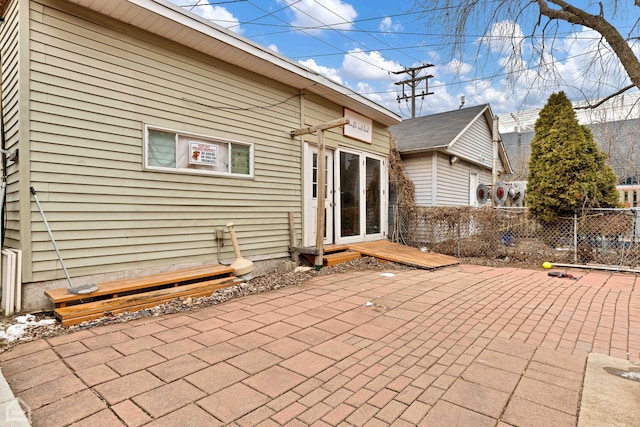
[323,251,361,267]
[54,276,235,326]
[323,244,350,254]
[45,264,234,308]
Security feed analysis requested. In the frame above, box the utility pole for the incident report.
[393,64,434,118]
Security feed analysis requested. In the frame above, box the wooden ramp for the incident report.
[346,240,459,269]
[45,264,235,326]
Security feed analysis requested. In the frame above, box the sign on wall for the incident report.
[343,109,373,143]
[189,141,218,166]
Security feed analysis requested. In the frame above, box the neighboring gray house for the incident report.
[392,105,511,207]
[502,118,640,183]
[0,0,401,312]
[500,92,640,184]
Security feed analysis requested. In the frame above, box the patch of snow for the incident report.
[620,371,640,381]
[380,273,395,277]
[294,266,313,272]
[364,302,374,307]
[0,314,56,342]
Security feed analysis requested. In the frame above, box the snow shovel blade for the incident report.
[67,284,99,295]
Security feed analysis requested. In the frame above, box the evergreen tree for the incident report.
[526,92,620,222]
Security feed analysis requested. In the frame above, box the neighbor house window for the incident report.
[145,125,253,177]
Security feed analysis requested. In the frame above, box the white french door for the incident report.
[303,144,334,246]
[304,144,387,246]
[335,149,387,244]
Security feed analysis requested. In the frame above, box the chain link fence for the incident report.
[390,205,640,269]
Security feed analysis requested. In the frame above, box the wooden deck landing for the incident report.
[346,240,459,269]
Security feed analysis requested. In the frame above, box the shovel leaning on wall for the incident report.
[30,187,98,294]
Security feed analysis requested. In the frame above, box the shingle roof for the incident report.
[392,104,490,153]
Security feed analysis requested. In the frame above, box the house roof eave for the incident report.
[398,145,449,155]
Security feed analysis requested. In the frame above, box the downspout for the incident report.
[492,116,499,206]
[1,51,6,249]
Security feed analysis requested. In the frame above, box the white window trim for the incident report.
[144,124,254,178]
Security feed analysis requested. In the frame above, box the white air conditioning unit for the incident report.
[1,249,22,315]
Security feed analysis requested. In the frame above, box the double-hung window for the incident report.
[144,125,253,177]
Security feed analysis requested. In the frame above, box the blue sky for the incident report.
[167,0,639,118]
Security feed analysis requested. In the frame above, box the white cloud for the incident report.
[298,58,343,84]
[355,82,384,103]
[267,44,280,53]
[281,0,357,32]
[478,20,525,55]
[553,27,628,96]
[416,80,459,114]
[168,0,242,33]
[441,59,473,76]
[379,17,403,33]
[342,48,403,80]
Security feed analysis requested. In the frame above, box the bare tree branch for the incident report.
[574,84,635,109]
[536,1,640,90]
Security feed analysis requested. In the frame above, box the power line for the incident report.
[173,1,636,116]
[176,1,638,77]
[282,0,405,71]
[225,0,301,31]
[238,0,399,74]
[307,0,422,64]
[183,0,248,10]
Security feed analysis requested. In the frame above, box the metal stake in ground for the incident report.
[30,187,98,294]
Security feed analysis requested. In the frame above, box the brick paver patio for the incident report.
[1,264,638,426]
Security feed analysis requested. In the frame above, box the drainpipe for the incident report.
[492,116,499,206]
[0,52,6,248]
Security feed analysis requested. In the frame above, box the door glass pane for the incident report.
[340,152,360,237]
[312,153,318,198]
[313,152,330,239]
[312,153,329,199]
[366,157,381,234]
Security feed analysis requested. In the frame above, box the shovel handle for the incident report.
[31,186,75,287]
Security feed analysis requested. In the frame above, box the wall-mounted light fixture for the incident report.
[449,155,459,165]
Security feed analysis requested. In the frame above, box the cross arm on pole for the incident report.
[289,117,349,137]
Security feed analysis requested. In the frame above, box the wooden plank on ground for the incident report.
[46,264,234,307]
[347,240,459,269]
[323,251,361,267]
[55,277,235,326]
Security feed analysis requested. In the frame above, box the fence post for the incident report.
[456,209,461,257]
[573,213,578,264]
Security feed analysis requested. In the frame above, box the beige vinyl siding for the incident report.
[402,153,433,206]
[301,93,390,156]
[448,116,494,169]
[26,0,307,281]
[0,0,21,248]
